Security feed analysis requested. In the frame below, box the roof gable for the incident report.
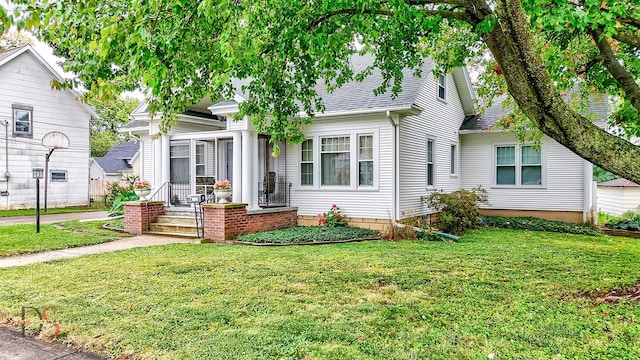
[0,45,98,118]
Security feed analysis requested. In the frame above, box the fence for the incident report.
[89,179,110,204]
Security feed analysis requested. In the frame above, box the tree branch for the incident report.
[307,5,471,31]
[590,28,640,113]
[611,28,640,50]
[576,57,601,75]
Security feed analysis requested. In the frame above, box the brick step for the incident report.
[149,223,199,235]
[145,231,201,239]
[155,215,198,226]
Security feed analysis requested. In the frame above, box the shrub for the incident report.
[482,216,602,236]
[605,212,640,231]
[425,187,489,235]
[318,204,349,227]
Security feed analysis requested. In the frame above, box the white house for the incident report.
[124,55,601,228]
[0,45,96,209]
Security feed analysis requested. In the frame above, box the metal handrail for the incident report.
[147,182,171,206]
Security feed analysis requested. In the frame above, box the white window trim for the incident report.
[12,104,33,138]
[450,141,458,177]
[297,129,379,191]
[195,142,206,176]
[300,138,314,186]
[50,170,68,182]
[492,142,546,188]
[437,74,446,102]
[426,135,436,189]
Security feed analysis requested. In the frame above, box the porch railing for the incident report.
[258,180,290,208]
[147,182,171,206]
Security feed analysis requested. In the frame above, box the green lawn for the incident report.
[0,204,108,217]
[0,221,130,256]
[0,228,639,359]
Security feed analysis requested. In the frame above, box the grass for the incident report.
[0,220,130,256]
[235,226,379,244]
[0,204,108,217]
[0,228,639,359]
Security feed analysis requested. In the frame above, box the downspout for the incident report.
[387,111,399,223]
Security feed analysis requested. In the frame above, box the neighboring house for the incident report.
[124,55,602,228]
[90,141,140,181]
[0,45,96,209]
[598,178,640,216]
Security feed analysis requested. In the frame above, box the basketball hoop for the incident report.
[41,131,70,213]
[42,131,70,150]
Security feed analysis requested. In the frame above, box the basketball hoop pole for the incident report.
[44,148,54,213]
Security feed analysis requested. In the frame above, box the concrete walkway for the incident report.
[0,234,196,268]
[0,325,106,359]
[0,211,110,226]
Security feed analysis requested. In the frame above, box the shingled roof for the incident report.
[92,141,139,174]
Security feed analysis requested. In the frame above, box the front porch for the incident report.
[147,130,289,209]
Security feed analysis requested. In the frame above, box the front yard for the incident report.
[0,221,129,256]
[0,228,639,359]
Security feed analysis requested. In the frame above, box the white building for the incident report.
[0,45,96,209]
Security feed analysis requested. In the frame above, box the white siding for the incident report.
[460,132,587,212]
[398,71,466,218]
[286,115,394,220]
[140,135,153,183]
[597,186,640,216]
[0,52,91,209]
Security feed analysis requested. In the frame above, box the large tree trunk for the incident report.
[465,0,640,184]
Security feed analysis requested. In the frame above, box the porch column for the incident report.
[139,139,145,181]
[241,130,258,209]
[161,134,170,185]
[232,131,242,202]
[153,136,162,188]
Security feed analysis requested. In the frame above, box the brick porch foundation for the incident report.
[124,201,166,235]
[203,203,298,243]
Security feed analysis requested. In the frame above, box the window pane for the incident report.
[521,146,541,165]
[497,166,516,185]
[301,163,313,185]
[196,144,205,163]
[321,136,349,152]
[51,171,67,181]
[359,135,373,160]
[427,140,433,163]
[496,146,515,165]
[427,164,434,186]
[171,144,189,158]
[170,158,189,183]
[196,165,205,176]
[301,139,313,162]
[359,161,373,186]
[522,166,542,185]
[321,152,350,185]
[438,74,445,99]
[14,110,31,133]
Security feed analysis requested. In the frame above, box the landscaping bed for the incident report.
[234,226,380,245]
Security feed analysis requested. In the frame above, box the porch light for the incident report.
[32,168,44,179]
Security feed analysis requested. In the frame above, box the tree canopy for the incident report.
[2,0,640,182]
[87,95,139,157]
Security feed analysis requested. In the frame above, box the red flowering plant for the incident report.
[133,180,151,190]
[318,204,349,227]
[213,180,231,190]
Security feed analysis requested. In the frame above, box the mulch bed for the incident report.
[602,228,640,239]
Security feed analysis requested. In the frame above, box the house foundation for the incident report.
[202,203,298,243]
